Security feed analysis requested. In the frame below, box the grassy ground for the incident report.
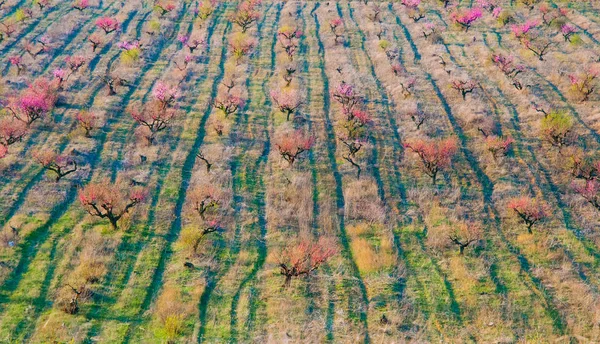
[1,0,600,342]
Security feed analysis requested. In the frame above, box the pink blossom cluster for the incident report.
[450,8,483,31]
[95,17,119,34]
[401,0,421,9]
[511,20,538,39]
[118,40,140,50]
[153,82,179,105]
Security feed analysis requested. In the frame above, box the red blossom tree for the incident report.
[33,149,78,182]
[507,196,549,233]
[79,181,147,230]
[275,130,315,166]
[404,137,458,185]
[278,237,336,287]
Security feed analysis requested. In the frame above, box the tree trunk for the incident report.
[283,274,292,288]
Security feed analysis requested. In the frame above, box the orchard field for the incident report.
[1,0,600,342]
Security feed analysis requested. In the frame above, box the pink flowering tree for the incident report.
[0,117,27,158]
[23,37,50,59]
[76,111,98,137]
[53,68,69,89]
[33,149,78,182]
[339,109,371,178]
[197,0,216,20]
[512,20,553,61]
[79,181,147,230]
[33,0,51,11]
[568,69,597,102]
[175,54,192,71]
[131,106,178,145]
[485,135,513,161]
[130,83,179,145]
[492,54,525,89]
[88,33,103,52]
[152,82,179,110]
[402,0,425,22]
[332,82,362,114]
[0,21,16,38]
[422,22,436,39]
[511,20,539,40]
[561,24,577,42]
[229,0,260,33]
[450,7,483,32]
[569,154,600,181]
[278,26,302,61]
[275,130,315,166]
[271,89,303,121]
[214,92,244,117]
[96,17,119,34]
[404,137,459,185]
[507,196,549,233]
[476,0,501,13]
[178,35,204,53]
[451,79,477,100]
[8,56,24,75]
[329,18,344,44]
[65,55,86,73]
[229,33,256,64]
[539,4,567,27]
[7,78,58,126]
[72,0,89,11]
[573,180,600,211]
[154,1,176,16]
